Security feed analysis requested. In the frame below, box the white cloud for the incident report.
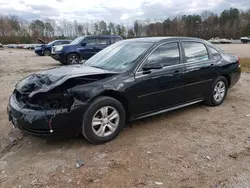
[0,0,249,22]
[120,13,129,20]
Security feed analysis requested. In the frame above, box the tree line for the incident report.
[0,7,250,44]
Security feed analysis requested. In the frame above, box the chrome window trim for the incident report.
[135,63,184,78]
[135,41,181,74]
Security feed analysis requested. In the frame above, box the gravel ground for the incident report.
[0,46,250,188]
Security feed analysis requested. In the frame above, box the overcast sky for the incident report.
[0,0,249,23]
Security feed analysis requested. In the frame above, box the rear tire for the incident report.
[67,53,79,65]
[82,96,126,144]
[205,76,228,106]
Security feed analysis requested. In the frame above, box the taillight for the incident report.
[238,56,240,64]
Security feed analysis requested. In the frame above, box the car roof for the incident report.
[86,35,122,38]
[55,39,71,41]
[124,37,205,43]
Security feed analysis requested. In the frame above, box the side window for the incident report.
[85,38,96,46]
[208,46,221,60]
[62,41,69,44]
[182,42,209,63]
[55,41,62,46]
[145,42,180,67]
[97,38,109,45]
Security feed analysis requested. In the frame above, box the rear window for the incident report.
[182,42,209,63]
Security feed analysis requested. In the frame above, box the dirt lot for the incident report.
[0,44,250,188]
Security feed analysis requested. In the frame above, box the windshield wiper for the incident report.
[90,65,107,70]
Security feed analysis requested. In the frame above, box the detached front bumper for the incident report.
[7,94,86,137]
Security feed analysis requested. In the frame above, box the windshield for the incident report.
[47,41,56,46]
[85,41,153,72]
[70,36,85,45]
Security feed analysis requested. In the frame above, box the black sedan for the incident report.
[7,37,241,144]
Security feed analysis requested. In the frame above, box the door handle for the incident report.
[173,70,181,76]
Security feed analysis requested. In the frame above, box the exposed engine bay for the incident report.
[9,65,117,134]
[15,74,111,110]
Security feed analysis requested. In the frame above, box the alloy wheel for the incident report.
[69,55,79,64]
[213,81,226,102]
[91,106,120,137]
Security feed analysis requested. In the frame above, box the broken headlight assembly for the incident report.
[16,90,74,110]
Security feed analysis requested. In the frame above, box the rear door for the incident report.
[94,37,110,52]
[181,41,218,101]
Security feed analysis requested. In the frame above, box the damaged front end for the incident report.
[15,89,73,111]
[7,66,116,137]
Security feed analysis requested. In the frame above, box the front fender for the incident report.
[65,46,83,57]
[68,84,106,103]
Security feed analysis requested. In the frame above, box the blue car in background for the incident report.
[34,40,72,56]
[51,35,122,65]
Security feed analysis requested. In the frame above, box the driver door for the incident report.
[129,42,186,118]
[79,37,97,59]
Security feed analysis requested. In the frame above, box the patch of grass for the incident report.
[241,58,250,72]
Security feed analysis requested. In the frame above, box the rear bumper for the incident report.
[7,93,86,137]
[230,65,241,88]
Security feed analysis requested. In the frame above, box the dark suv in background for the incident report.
[34,40,72,56]
[51,35,122,65]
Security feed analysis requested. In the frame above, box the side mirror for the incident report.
[81,42,86,46]
[142,62,163,71]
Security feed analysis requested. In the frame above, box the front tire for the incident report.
[82,96,126,144]
[205,76,228,106]
[67,53,79,65]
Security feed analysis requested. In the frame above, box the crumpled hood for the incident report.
[16,65,115,97]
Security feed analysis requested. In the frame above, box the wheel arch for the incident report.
[221,74,231,87]
[96,90,130,121]
[67,51,80,58]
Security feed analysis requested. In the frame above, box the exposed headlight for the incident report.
[54,46,63,51]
